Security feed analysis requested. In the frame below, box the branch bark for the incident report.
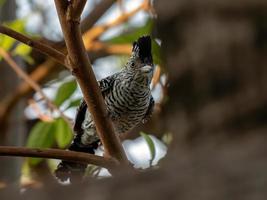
[0,146,117,169]
[0,25,68,68]
[54,0,128,164]
[70,0,87,21]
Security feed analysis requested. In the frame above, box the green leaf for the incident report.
[0,34,16,52]
[7,19,26,32]
[55,118,73,148]
[54,80,77,106]
[12,43,31,56]
[12,43,33,64]
[26,121,55,165]
[65,98,82,110]
[140,132,156,167]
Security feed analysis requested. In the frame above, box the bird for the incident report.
[55,35,155,182]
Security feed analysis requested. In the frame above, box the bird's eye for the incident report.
[131,62,135,67]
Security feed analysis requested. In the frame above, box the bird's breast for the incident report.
[104,83,151,133]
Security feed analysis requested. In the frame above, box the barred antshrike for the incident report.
[55,36,155,182]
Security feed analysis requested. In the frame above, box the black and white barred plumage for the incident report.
[55,36,155,182]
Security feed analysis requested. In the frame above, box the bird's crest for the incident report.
[132,35,153,65]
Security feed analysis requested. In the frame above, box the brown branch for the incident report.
[0,25,68,68]
[0,48,71,125]
[54,0,128,164]
[70,0,87,21]
[0,146,117,169]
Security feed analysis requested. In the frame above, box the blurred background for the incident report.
[1,0,267,199]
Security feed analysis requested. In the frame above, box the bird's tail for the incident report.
[132,35,153,65]
[54,137,99,182]
[54,100,99,182]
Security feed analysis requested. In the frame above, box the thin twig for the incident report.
[0,25,68,68]
[28,99,54,122]
[54,0,128,164]
[0,48,71,126]
[151,66,161,90]
[0,146,117,169]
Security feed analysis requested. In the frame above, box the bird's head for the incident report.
[127,35,154,86]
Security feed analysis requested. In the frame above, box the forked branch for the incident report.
[54,0,128,164]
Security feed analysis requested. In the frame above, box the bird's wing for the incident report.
[98,73,118,96]
[73,99,87,135]
[142,95,155,123]
[73,73,118,135]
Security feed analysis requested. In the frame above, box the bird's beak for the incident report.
[140,65,153,73]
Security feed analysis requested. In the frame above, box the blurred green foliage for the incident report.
[65,98,82,110]
[53,80,77,107]
[26,118,73,166]
[55,118,73,148]
[12,43,34,64]
[0,0,6,6]
[26,121,56,165]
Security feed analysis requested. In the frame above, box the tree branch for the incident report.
[0,25,68,68]
[70,0,87,21]
[54,0,128,164]
[0,146,117,169]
